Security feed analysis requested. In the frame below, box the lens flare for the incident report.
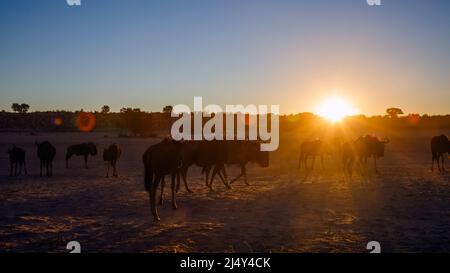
[76,112,96,132]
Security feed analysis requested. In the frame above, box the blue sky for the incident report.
[0,0,449,114]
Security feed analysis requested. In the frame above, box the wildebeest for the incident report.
[103,143,121,177]
[431,134,449,172]
[66,143,97,169]
[178,140,269,190]
[218,140,269,186]
[143,138,182,221]
[8,145,27,176]
[36,141,56,177]
[341,135,389,177]
[176,140,231,192]
[298,140,330,170]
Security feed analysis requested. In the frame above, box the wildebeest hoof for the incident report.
[158,199,164,206]
[153,217,161,222]
[172,204,178,210]
[187,189,193,193]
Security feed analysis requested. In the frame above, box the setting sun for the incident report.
[315,96,359,122]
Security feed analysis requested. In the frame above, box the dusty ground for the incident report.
[0,131,449,253]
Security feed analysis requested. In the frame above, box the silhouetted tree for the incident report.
[163,105,173,115]
[11,103,30,114]
[386,108,404,118]
[101,105,110,114]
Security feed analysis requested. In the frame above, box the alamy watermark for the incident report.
[66,0,81,6]
[170,97,279,152]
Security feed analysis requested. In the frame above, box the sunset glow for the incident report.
[315,96,359,122]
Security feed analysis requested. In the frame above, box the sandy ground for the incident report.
[0,131,449,253]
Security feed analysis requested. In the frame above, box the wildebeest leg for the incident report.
[177,167,192,193]
[18,162,22,176]
[182,169,192,193]
[84,155,88,169]
[230,164,245,184]
[46,162,50,177]
[209,165,220,190]
[113,160,118,177]
[441,154,446,172]
[150,175,162,221]
[171,172,178,209]
[159,177,165,205]
[10,161,13,176]
[105,162,110,178]
[204,166,211,188]
[40,161,43,178]
[216,165,231,189]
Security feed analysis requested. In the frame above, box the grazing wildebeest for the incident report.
[143,138,182,221]
[431,135,450,172]
[175,140,231,193]
[36,141,56,177]
[355,135,389,173]
[66,143,97,169]
[341,135,389,177]
[8,145,27,176]
[103,143,121,177]
[218,140,269,186]
[298,140,330,170]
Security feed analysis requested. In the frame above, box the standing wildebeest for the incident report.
[36,141,56,177]
[66,143,97,169]
[341,135,389,177]
[143,138,182,221]
[431,135,450,172]
[298,140,330,170]
[216,140,269,187]
[8,145,27,176]
[175,140,231,193]
[103,143,121,177]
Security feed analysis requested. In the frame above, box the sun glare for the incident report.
[315,96,358,123]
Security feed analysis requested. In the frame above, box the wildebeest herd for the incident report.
[6,134,450,221]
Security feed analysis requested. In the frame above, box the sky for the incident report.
[0,0,449,115]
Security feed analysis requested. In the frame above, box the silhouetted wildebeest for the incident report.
[298,140,330,170]
[103,143,121,177]
[36,141,56,177]
[341,135,389,177]
[66,143,97,169]
[143,138,182,221]
[176,140,231,192]
[431,134,449,172]
[218,140,269,186]
[8,145,27,176]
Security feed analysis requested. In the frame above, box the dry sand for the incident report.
[0,131,449,253]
